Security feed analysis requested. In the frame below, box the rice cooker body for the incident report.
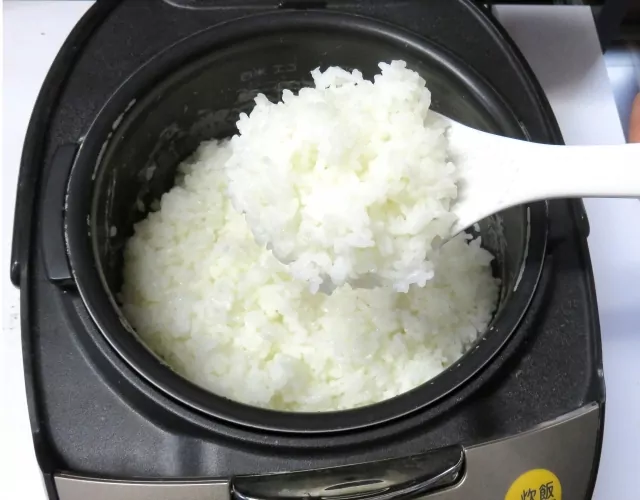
[59,9,549,438]
[11,6,608,495]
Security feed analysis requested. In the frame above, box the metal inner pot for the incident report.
[65,10,547,433]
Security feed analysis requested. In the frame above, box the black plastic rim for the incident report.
[65,9,548,433]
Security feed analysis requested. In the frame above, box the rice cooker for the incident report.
[9,1,605,499]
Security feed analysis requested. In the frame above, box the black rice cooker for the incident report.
[10,1,604,499]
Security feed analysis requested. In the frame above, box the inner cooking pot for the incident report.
[65,10,547,433]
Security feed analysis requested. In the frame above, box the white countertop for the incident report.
[2,2,639,499]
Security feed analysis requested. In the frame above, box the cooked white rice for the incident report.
[225,60,458,294]
[120,140,499,412]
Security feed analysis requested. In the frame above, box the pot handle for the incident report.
[232,446,463,500]
[40,143,78,288]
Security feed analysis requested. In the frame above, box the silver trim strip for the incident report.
[55,476,230,500]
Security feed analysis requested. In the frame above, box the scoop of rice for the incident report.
[224,60,458,293]
[120,140,499,412]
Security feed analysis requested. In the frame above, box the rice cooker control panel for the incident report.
[53,403,599,500]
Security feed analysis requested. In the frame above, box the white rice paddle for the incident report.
[434,112,640,236]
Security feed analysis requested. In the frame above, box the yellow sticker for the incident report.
[505,469,562,500]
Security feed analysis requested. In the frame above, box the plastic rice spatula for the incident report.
[433,111,640,237]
